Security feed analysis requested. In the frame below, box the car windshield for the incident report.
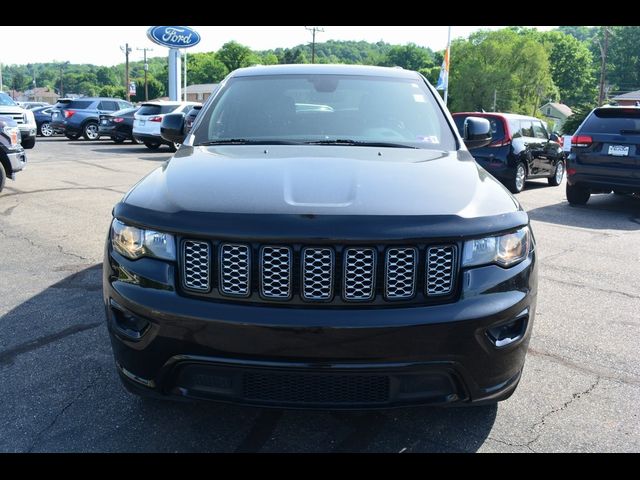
[0,92,17,106]
[191,74,456,150]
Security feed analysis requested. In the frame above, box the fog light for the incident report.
[109,299,150,339]
[486,315,528,347]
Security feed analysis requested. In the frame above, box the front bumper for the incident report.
[2,149,27,177]
[18,126,36,141]
[103,239,537,409]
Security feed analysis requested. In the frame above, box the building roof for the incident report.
[612,90,640,101]
[540,102,573,117]
[185,83,218,94]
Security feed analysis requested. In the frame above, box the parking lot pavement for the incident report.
[1,137,639,452]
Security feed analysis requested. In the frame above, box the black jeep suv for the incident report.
[103,65,538,409]
[566,106,640,204]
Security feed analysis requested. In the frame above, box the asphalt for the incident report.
[0,136,638,452]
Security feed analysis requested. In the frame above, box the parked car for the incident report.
[18,101,51,110]
[51,97,133,141]
[452,112,565,193]
[105,64,538,409]
[99,107,140,144]
[133,101,200,151]
[0,92,37,149]
[0,115,27,193]
[32,105,58,137]
[183,105,202,136]
[566,106,640,204]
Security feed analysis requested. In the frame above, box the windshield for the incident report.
[191,74,456,150]
[0,92,17,106]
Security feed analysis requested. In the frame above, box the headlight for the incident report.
[462,226,531,268]
[3,126,20,147]
[110,219,176,261]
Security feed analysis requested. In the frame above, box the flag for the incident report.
[436,46,449,91]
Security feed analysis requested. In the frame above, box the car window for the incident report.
[137,105,181,116]
[99,101,119,111]
[192,74,456,150]
[519,120,534,137]
[180,104,195,113]
[118,101,132,110]
[0,92,18,106]
[66,100,93,110]
[580,108,640,134]
[532,121,548,139]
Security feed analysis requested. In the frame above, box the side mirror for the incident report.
[549,132,560,142]
[463,116,492,149]
[160,113,186,143]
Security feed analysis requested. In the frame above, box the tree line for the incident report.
[2,26,637,132]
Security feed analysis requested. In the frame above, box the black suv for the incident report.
[104,65,538,409]
[566,106,640,204]
[452,112,565,193]
[0,115,26,193]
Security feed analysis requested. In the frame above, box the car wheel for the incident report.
[0,163,6,193]
[83,121,100,141]
[131,136,141,144]
[39,122,54,137]
[566,183,590,205]
[507,162,527,194]
[144,141,161,150]
[65,132,81,140]
[21,136,36,149]
[168,141,181,152]
[548,160,564,186]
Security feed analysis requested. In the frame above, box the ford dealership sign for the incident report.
[147,26,201,49]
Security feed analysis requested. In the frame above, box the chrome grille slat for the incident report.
[260,246,292,299]
[385,247,417,299]
[302,247,334,300]
[220,243,250,296]
[426,245,456,296]
[182,240,210,291]
[343,248,376,301]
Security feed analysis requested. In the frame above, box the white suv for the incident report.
[133,101,200,151]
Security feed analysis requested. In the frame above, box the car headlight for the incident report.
[462,226,531,268]
[3,126,20,148]
[110,219,176,261]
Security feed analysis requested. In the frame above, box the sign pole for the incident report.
[168,48,182,101]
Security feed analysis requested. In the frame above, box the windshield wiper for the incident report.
[196,139,303,146]
[305,139,419,149]
[619,129,640,134]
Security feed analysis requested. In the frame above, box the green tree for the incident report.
[604,26,640,101]
[449,29,556,115]
[186,53,228,84]
[382,43,435,71]
[217,41,257,72]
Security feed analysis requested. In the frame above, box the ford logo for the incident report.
[147,26,201,49]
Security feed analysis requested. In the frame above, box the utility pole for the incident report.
[121,43,132,101]
[137,47,153,101]
[59,63,64,97]
[305,26,324,64]
[597,26,610,106]
[493,88,497,111]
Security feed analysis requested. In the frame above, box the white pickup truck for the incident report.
[0,92,37,149]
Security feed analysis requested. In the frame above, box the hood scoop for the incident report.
[283,160,357,208]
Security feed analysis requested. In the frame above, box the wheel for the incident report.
[167,141,181,152]
[21,136,36,149]
[144,141,161,150]
[83,121,100,141]
[112,136,126,144]
[566,183,590,205]
[131,136,141,144]
[507,162,527,194]
[65,132,81,140]
[0,162,6,193]
[548,160,565,186]
[39,122,54,137]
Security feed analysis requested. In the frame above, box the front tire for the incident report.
[507,162,527,194]
[144,141,161,150]
[39,122,54,137]
[566,183,591,205]
[167,141,181,152]
[0,162,6,193]
[21,136,36,149]
[83,121,100,141]
[548,160,565,186]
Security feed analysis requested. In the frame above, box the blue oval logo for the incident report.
[147,26,201,49]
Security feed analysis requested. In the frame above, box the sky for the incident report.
[0,26,556,67]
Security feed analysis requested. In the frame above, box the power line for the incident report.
[305,26,324,64]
